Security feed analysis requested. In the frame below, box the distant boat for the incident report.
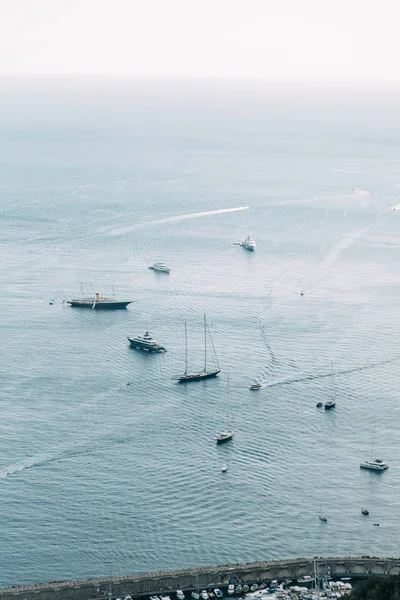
[297,576,314,585]
[66,292,133,309]
[191,593,200,600]
[176,591,185,600]
[316,402,323,408]
[241,235,256,251]
[127,331,166,353]
[221,464,227,472]
[149,262,170,273]
[319,506,328,522]
[362,508,369,515]
[360,459,388,471]
[324,362,336,409]
[173,315,220,382]
[249,383,262,390]
[360,427,388,471]
[217,374,233,444]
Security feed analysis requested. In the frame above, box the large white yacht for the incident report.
[149,262,170,273]
[360,459,388,471]
[242,235,256,251]
[127,332,166,353]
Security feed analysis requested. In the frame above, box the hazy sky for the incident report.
[1,0,399,80]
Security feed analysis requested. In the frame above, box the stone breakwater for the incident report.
[1,557,400,600]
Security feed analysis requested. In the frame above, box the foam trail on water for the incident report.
[103,206,249,236]
[266,355,400,388]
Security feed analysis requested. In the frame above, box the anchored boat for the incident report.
[173,315,220,382]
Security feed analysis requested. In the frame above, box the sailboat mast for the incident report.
[184,322,188,375]
[227,373,230,428]
[331,362,336,398]
[204,313,207,372]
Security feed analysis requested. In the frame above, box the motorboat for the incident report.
[319,515,328,522]
[214,590,223,599]
[362,508,369,515]
[201,591,209,600]
[227,585,235,595]
[316,402,323,408]
[249,383,262,390]
[127,331,166,353]
[297,576,314,584]
[150,596,160,600]
[360,459,388,471]
[241,235,256,251]
[250,584,258,592]
[191,593,200,600]
[324,399,336,410]
[235,584,242,594]
[208,592,215,599]
[177,592,185,600]
[221,464,227,472]
[242,585,249,593]
[149,262,170,273]
[161,595,171,600]
[217,430,233,444]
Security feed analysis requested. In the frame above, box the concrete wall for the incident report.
[1,557,399,600]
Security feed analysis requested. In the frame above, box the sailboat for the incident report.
[319,506,328,522]
[173,315,220,382]
[217,374,233,443]
[324,362,336,409]
[360,426,388,471]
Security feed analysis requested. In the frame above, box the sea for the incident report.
[1,78,400,587]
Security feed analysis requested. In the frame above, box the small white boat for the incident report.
[214,590,223,599]
[191,593,200,600]
[149,262,170,273]
[249,383,262,390]
[227,584,235,594]
[250,584,258,591]
[297,576,314,584]
[360,459,388,471]
[150,596,160,600]
[177,591,185,600]
[201,591,209,600]
[221,464,227,472]
[241,235,256,251]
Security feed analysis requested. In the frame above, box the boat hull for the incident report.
[173,369,220,383]
[216,433,233,444]
[360,463,388,471]
[67,301,132,309]
[127,338,166,352]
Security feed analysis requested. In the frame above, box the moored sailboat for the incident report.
[173,315,220,382]
[217,374,233,444]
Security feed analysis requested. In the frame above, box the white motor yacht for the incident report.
[127,331,166,353]
[241,235,256,251]
[191,593,200,600]
[201,591,209,600]
[176,591,185,600]
[360,458,388,471]
[149,262,171,273]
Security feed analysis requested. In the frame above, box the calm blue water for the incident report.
[1,78,400,587]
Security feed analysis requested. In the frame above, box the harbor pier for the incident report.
[1,557,400,600]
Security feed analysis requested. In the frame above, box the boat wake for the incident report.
[301,213,387,293]
[265,355,400,388]
[0,436,133,480]
[103,206,249,236]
